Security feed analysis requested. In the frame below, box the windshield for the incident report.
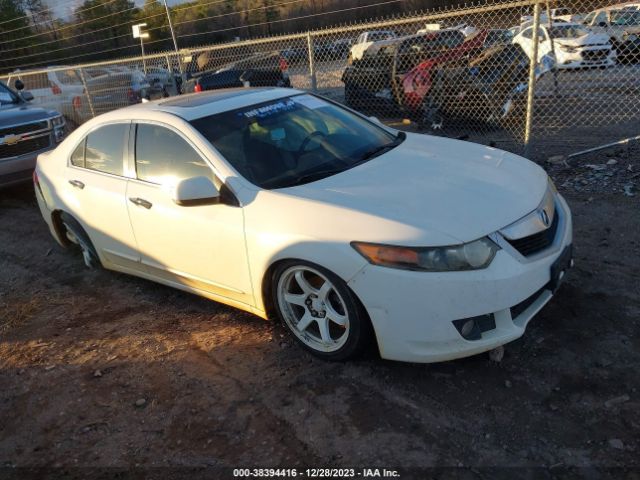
[0,81,20,106]
[550,24,589,38]
[191,94,400,189]
[611,10,640,25]
[370,31,394,42]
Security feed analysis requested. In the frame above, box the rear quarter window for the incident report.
[83,124,128,176]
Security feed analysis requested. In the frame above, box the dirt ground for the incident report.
[1,156,639,478]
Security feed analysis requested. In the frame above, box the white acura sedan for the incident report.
[34,88,573,363]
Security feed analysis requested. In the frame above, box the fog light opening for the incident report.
[461,319,475,337]
[453,317,481,341]
[453,314,495,341]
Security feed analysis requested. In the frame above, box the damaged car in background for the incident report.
[420,43,554,131]
[341,28,486,114]
[341,27,550,131]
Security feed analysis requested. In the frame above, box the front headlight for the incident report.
[51,115,65,127]
[51,115,66,142]
[351,237,499,272]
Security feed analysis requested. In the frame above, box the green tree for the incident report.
[73,0,138,55]
[0,0,33,72]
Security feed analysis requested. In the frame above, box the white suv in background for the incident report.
[513,23,616,68]
[349,30,397,62]
[8,67,85,126]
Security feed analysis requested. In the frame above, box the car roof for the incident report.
[106,87,301,122]
[597,2,640,11]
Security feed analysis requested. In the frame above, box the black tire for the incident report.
[60,212,100,269]
[421,95,446,131]
[271,260,372,361]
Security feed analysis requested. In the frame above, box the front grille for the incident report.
[507,212,559,257]
[581,49,609,61]
[0,121,49,137]
[0,135,51,159]
[510,287,544,320]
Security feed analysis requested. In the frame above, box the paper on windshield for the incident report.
[293,94,326,110]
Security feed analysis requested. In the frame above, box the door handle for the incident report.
[68,179,85,189]
[129,197,152,209]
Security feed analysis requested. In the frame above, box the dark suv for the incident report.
[0,80,66,188]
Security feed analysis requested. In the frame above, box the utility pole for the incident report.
[162,0,180,55]
[161,0,183,77]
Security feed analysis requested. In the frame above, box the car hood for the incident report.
[554,33,610,46]
[0,104,56,128]
[276,133,548,245]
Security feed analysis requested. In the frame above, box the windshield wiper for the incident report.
[358,131,406,163]
[271,132,407,189]
[285,167,348,187]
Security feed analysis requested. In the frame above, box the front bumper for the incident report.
[556,48,616,68]
[348,194,573,363]
[0,147,48,187]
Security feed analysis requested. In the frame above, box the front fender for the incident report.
[245,231,368,313]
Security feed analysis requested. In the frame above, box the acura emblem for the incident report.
[539,209,550,227]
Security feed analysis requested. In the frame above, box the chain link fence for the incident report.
[2,0,638,161]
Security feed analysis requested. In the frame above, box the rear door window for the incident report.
[81,124,128,175]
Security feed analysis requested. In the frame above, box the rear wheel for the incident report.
[272,261,371,361]
[60,212,100,269]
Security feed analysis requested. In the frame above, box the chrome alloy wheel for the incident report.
[276,266,350,352]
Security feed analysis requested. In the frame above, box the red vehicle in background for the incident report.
[342,28,487,114]
[401,30,487,112]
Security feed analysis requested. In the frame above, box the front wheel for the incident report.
[272,261,371,361]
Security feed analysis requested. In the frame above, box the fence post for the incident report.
[523,2,541,158]
[78,68,95,119]
[307,32,317,92]
[165,54,177,96]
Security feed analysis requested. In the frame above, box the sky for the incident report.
[47,0,184,20]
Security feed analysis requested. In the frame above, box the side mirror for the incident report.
[14,79,24,91]
[172,176,220,207]
[21,91,34,101]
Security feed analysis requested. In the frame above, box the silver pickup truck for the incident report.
[0,79,66,188]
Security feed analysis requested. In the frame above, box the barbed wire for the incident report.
[0,3,145,46]
[179,0,409,40]
[0,0,122,28]
[0,11,169,56]
[173,0,308,28]
[8,36,174,71]
[1,0,342,63]
[0,0,127,35]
